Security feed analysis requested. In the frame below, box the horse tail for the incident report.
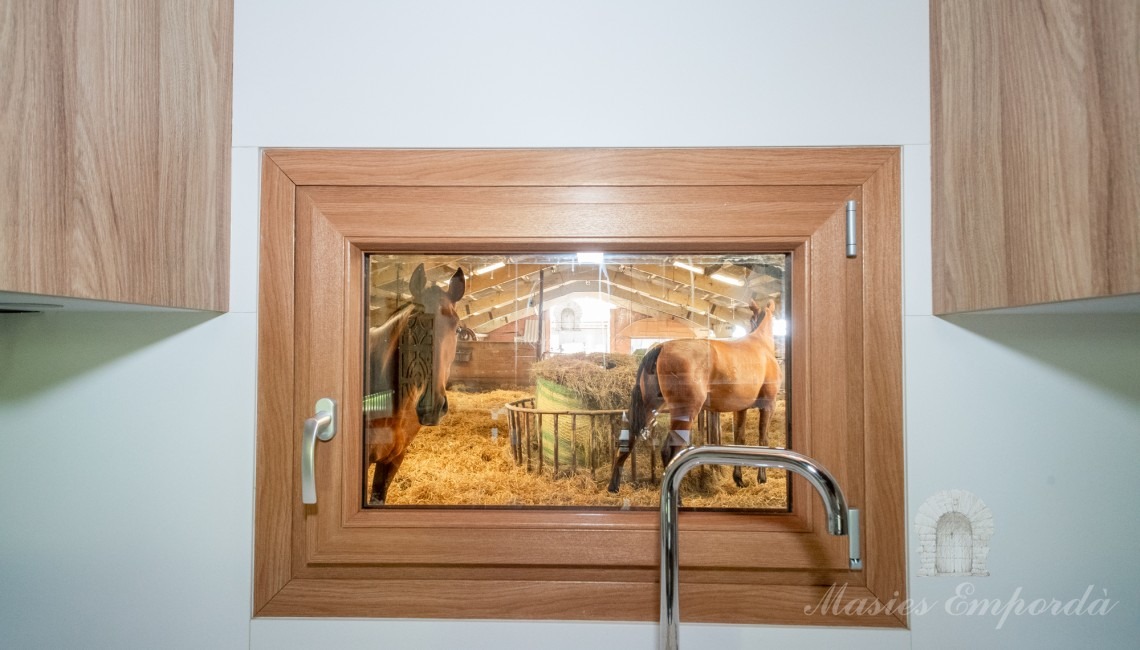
[629,345,663,436]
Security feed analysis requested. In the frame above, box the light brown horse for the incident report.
[365,264,465,504]
[607,299,782,492]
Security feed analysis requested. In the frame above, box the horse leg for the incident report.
[732,410,748,487]
[607,428,633,493]
[756,398,775,484]
[661,410,693,468]
[368,460,387,505]
[369,453,409,505]
[381,452,408,503]
[612,373,659,493]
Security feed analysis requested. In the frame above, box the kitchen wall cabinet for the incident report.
[932,0,1140,314]
[0,0,232,311]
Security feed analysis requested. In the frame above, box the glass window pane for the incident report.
[364,253,789,511]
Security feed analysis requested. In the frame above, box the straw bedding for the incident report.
[373,387,789,509]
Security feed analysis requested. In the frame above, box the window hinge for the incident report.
[845,200,857,258]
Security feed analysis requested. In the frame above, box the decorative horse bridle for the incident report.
[366,302,467,422]
[399,307,438,417]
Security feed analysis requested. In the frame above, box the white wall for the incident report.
[232,0,928,148]
[0,140,262,647]
[0,311,257,649]
[2,1,1137,648]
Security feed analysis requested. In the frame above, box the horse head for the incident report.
[747,298,777,340]
[406,264,466,426]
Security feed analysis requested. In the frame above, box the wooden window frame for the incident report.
[255,148,904,627]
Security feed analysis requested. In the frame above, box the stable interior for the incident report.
[363,252,791,510]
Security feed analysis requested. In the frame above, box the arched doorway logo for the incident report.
[916,490,994,577]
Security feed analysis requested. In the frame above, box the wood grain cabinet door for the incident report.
[255,149,905,627]
[0,0,231,310]
[932,0,1140,312]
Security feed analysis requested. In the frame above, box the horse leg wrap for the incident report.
[668,429,691,446]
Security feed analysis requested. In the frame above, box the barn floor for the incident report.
[372,388,789,509]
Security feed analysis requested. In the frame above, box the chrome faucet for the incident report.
[659,445,862,650]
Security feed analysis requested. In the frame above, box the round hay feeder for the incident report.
[504,395,728,487]
[505,396,629,480]
[513,352,735,489]
[534,377,589,464]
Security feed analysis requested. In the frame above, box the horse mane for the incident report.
[368,302,420,394]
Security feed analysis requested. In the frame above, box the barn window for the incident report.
[255,148,904,627]
[362,252,790,510]
[559,306,578,331]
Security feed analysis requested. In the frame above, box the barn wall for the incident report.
[2,2,1138,649]
[611,308,646,355]
[484,316,537,344]
[449,341,537,389]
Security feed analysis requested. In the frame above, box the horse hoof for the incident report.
[607,485,619,494]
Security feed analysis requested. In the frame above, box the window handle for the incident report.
[300,398,337,505]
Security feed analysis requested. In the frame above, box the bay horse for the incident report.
[607,299,782,493]
[365,263,465,504]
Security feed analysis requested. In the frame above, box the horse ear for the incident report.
[446,268,466,302]
[409,264,427,299]
[748,298,761,313]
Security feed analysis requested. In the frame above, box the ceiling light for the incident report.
[673,261,703,274]
[710,272,744,287]
[577,252,604,265]
[473,261,505,276]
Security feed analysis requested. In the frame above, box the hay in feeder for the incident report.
[374,388,790,510]
[530,352,639,410]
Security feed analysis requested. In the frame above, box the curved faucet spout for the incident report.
[659,445,862,650]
